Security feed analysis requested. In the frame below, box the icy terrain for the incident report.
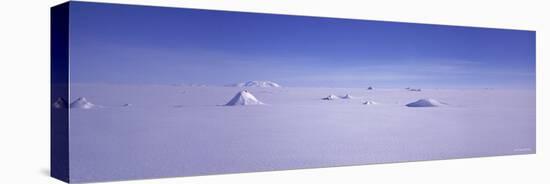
[67,84,535,182]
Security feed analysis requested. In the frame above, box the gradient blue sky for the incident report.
[68,2,535,88]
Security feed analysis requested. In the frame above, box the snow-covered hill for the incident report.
[70,97,95,109]
[225,90,264,106]
[406,98,445,107]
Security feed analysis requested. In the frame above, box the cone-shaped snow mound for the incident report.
[225,90,264,106]
[322,94,338,100]
[363,100,378,105]
[52,97,68,109]
[341,94,354,99]
[406,98,444,107]
[233,81,281,88]
[70,97,95,109]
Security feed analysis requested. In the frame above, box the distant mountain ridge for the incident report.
[231,81,281,88]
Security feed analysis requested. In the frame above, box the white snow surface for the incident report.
[225,90,264,106]
[68,84,535,182]
[233,80,281,88]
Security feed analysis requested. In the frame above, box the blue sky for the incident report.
[69,2,535,88]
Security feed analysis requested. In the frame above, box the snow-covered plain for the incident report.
[67,84,535,182]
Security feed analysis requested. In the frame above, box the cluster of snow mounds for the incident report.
[322,94,339,100]
[321,94,380,105]
[406,87,422,92]
[52,97,68,109]
[406,98,445,107]
[322,94,355,100]
[233,81,281,88]
[70,97,96,109]
[225,90,264,106]
[363,100,378,105]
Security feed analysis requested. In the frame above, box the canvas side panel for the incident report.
[51,2,70,183]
